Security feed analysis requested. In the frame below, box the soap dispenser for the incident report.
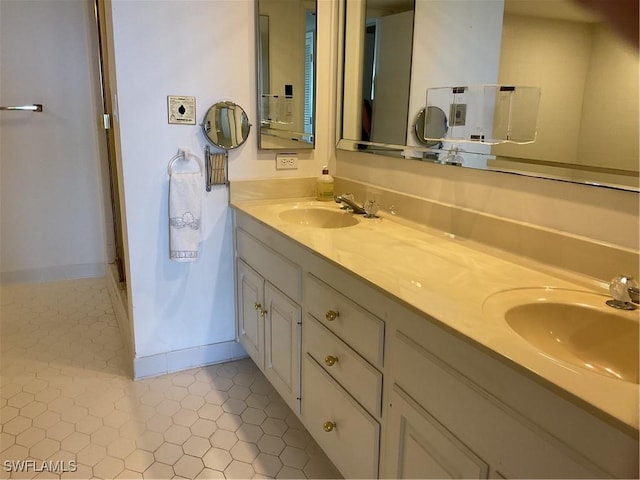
[316,166,334,201]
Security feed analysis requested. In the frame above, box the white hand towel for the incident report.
[169,171,202,262]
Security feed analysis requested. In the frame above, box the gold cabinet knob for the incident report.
[323,421,336,432]
[325,310,339,321]
[324,355,338,367]
[254,302,267,317]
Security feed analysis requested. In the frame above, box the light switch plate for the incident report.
[168,95,196,125]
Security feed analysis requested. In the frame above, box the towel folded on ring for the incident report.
[169,171,202,262]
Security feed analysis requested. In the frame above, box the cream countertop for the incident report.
[231,198,639,432]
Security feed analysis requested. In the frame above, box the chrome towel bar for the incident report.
[0,104,43,112]
[167,148,204,176]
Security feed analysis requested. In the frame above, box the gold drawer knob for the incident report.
[323,421,336,432]
[324,355,338,367]
[325,310,339,321]
[254,302,261,311]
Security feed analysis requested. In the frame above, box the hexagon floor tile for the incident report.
[0,278,341,479]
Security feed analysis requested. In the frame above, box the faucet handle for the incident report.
[607,275,639,310]
[629,285,639,304]
[363,199,379,218]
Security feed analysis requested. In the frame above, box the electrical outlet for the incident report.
[449,103,467,126]
[276,153,298,170]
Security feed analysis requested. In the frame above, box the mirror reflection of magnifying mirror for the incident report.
[201,101,251,150]
[414,106,447,147]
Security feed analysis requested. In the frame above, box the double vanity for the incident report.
[230,179,638,479]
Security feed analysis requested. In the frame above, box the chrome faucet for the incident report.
[606,274,639,310]
[334,194,366,214]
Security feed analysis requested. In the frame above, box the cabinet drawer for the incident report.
[305,273,384,367]
[302,354,380,479]
[304,315,382,417]
[236,228,301,302]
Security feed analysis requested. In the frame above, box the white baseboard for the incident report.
[105,264,134,378]
[0,263,105,284]
[133,340,247,380]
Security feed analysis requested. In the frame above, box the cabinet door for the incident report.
[383,384,489,479]
[237,260,265,370]
[264,283,301,414]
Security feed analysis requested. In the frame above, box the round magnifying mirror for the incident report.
[414,106,447,147]
[202,101,251,150]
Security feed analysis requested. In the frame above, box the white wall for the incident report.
[406,0,503,165]
[578,23,639,171]
[109,0,247,369]
[0,0,108,283]
[108,0,330,376]
[407,0,503,128]
[493,15,638,177]
[493,14,592,163]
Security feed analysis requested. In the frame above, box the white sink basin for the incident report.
[483,288,639,383]
[279,207,359,229]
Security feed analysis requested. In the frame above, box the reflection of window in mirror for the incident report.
[304,11,315,136]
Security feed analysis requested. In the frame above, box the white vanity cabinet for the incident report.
[234,210,385,478]
[381,307,639,479]
[236,228,302,414]
[302,273,385,478]
[232,207,639,480]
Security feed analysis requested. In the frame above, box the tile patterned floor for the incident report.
[0,277,341,479]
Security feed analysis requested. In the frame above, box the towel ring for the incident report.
[167,148,204,176]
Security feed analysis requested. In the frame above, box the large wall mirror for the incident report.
[256,0,316,149]
[337,0,639,191]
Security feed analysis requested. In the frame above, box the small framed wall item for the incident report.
[167,95,196,125]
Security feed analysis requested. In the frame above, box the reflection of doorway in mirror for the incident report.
[368,11,413,146]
